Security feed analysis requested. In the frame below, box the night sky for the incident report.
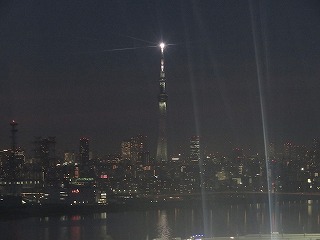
[1,0,320,157]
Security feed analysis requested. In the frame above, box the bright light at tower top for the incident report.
[159,42,165,52]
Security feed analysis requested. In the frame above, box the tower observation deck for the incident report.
[156,43,168,162]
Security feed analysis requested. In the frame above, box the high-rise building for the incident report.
[190,136,200,162]
[33,136,56,183]
[34,137,56,169]
[7,120,21,181]
[64,152,76,164]
[0,149,10,177]
[121,140,131,160]
[79,138,89,165]
[138,151,150,165]
[122,135,148,164]
[131,135,147,163]
[1,149,24,180]
[156,43,168,162]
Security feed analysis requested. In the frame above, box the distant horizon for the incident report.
[1,122,318,159]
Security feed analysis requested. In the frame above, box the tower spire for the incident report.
[159,42,166,91]
[156,42,168,162]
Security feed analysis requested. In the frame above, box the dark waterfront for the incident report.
[1,200,320,240]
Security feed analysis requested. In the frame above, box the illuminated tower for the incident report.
[156,43,168,162]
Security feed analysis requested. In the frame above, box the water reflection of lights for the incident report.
[156,210,171,240]
[70,226,81,240]
[101,212,107,219]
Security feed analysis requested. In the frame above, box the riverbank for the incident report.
[0,192,319,220]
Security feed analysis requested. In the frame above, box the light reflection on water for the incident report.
[70,225,80,240]
[156,210,171,240]
[0,201,320,240]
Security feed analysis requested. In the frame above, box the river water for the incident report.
[1,200,320,240]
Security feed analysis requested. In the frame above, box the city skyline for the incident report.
[1,0,320,156]
[0,121,318,160]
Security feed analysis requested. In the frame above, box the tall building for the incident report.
[121,135,148,163]
[156,43,168,162]
[7,120,21,181]
[0,149,10,177]
[131,135,147,163]
[33,136,56,183]
[190,136,200,162]
[121,140,131,160]
[79,138,89,165]
[34,137,56,169]
[1,148,25,180]
[138,151,151,165]
[64,152,76,164]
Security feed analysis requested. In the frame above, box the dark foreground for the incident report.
[1,196,320,240]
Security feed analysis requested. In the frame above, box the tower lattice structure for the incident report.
[156,43,168,162]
